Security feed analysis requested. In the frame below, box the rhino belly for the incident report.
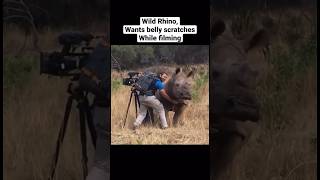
[155,91,174,111]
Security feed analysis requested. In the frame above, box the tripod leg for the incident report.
[122,92,133,128]
[78,102,89,179]
[134,95,138,118]
[134,92,140,118]
[84,99,97,148]
[48,96,73,180]
[135,92,140,107]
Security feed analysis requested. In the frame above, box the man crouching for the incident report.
[133,72,178,129]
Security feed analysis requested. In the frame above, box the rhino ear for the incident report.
[244,29,269,52]
[211,19,226,41]
[175,68,181,74]
[187,70,194,78]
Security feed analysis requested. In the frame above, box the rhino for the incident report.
[142,67,194,127]
[156,67,194,127]
[210,19,270,180]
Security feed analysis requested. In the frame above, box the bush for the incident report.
[257,33,316,130]
[192,70,209,102]
[111,79,122,92]
[111,45,209,69]
[4,55,38,91]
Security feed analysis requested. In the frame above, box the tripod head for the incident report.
[60,75,90,109]
[65,73,106,103]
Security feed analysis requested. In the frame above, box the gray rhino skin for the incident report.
[156,68,194,127]
[210,19,269,180]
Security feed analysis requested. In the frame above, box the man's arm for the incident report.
[159,89,178,105]
[155,79,178,104]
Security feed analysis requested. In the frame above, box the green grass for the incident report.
[256,33,317,130]
[111,79,122,92]
[3,55,38,91]
[191,70,209,102]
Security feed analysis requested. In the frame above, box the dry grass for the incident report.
[111,70,209,145]
[3,72,95,180]
[3,23,111,179]
[229,66,317,180]
[3,27,109,180]
[210,8,317,179]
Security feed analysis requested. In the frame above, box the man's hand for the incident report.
[159,89,178,105]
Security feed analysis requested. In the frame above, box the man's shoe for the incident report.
[133,124,139,130]
[161,126,168,130]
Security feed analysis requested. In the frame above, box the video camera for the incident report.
[40,31,105,76]
[122,72,140,86]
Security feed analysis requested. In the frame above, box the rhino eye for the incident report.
[176,83,180,87]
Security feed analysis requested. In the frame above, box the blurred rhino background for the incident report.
[210,1,317,180]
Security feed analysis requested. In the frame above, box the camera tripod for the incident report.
[122,88,139,128]
[122,88,153,128]
[48,81,97,180]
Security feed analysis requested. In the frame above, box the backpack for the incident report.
[134,72,159,95]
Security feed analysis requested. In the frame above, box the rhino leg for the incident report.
[173,104,187,127]
[212,131,244,180]
[212,119,258,180]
